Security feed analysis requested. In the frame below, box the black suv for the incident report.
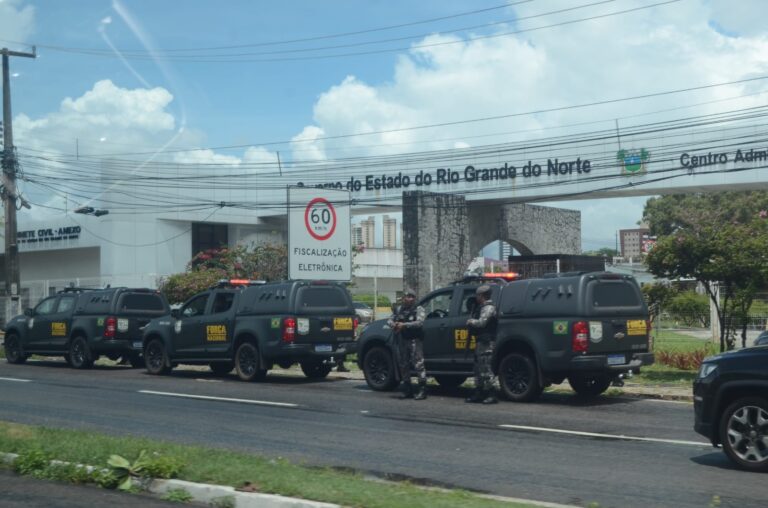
[358,272,653,402]
[694,345,768,472]
[3,287,170,369]
[141,280,358,381]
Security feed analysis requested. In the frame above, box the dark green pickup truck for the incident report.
[141,280,358,380]
[358,271,654,402]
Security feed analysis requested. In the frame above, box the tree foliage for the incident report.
[644,192,768,351]
[158,244,288,304]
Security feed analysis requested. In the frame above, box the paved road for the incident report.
[0,360,765,508]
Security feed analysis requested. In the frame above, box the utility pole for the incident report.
[2,47,36,318]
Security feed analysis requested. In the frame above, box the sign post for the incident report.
[288,186,351,281]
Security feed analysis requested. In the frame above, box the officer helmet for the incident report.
[404,288,416,298]
[475,285,492,298]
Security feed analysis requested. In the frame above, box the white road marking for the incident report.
[138,390,298,408]
[499,424,709,447]
[0,377,31,383]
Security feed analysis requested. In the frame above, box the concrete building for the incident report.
[351,225,364,247]
[383,215,397,249]
[360,216,376,249]
[620,227,650,259]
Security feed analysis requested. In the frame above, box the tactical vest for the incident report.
[473,302,498,343]
[394,305,423,340]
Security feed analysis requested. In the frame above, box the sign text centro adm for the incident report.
[288,187,351,282]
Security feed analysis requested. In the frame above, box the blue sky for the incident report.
[2,0,768,251]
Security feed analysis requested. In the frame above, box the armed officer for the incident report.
[466,284,498,404]
[388,289,428,400]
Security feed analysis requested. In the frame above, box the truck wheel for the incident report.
[499,352,543,402]
[235,342,267,382]
[568,374,612,398]
[363,346,398,391]
[300,361,332,379]
[719,397,768,472]
[209,361,234,376]
[4,333,27,364]
[144,339,171,375]
[434,375,467,389]
[68,336,94,369]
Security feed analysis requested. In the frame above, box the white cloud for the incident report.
[172,148,240,166]
[0,0,35,49]
[709,0,767,37]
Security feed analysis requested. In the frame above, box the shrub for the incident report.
[655,348,714,371]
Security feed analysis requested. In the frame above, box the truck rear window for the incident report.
[296,287,349,309]
[118,293,167,312]
[592,283,641,307]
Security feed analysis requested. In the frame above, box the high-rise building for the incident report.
[352,225,364,247]
[383,215,397,249]
[360,216,376,248]
[619,228,650,259]
[498,241,513,263]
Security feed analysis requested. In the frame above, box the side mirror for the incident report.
[24,308,34,317]
[171,308,180,319]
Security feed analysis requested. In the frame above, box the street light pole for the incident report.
[2,47,36,317]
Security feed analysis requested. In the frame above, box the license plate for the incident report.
[626,319,646,336]
[333,317,353,331]
[315,344,333,353]
[607,354,625,365]
[132,341,142,349]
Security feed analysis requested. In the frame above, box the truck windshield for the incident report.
[592,282,640,307]
[296,287,349,309]
[118,293,167,312]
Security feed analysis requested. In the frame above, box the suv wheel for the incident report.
[363,346,398,391]
[300,361,332,379]
[434,375,467,389]
[235,342,267,382]
[210,361,234,376]
[4,333,27,364]
[499,352,543,402]
[568,374,612,398]
[144,339,172,375]
[69,337,94,369]
[719,397,768,472]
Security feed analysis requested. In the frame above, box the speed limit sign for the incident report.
[304,197,337,241]
[288,187,351,281]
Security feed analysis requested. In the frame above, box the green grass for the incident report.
[652,329,717,353]
[632,329,716,388]
[0,421,535,508]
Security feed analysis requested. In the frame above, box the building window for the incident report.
[192,223,228,256]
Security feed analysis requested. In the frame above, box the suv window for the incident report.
[296,287,348,308]
[35,297,57,315]
[421,291,452,319]
[459,289,477,316]
[118,293,167,312]
[57,296,77,314]
[182,293,209,317]
[591,282,641,307]
[211,292,235,314]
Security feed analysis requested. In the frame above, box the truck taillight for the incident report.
[282,317,296,343]
[572,321,589,353]
[104,316,117,338]
[353,317,359,332]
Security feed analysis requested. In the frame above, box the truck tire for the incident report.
[4,333,27,364]
[498,352,543,402]
[235,342,268,382]
[144,338,172,375]
[300,361,332,379]
[363,346,398,391]
[568,374,612,398]
[434,375,467,389]
[68,336,94,369]
[209,361,234,376]
[719,396,768,472]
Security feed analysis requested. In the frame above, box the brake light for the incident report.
[104,316,117,338]
[282,317,296,343]
[353,317,359,332]
[572,321,589,353]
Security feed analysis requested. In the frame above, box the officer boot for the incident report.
[465,388,485,403]
[399,380,414,399]
[481,390,498,404]
[413,380,427,400]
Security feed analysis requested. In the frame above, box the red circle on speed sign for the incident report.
[304,197,337,241]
